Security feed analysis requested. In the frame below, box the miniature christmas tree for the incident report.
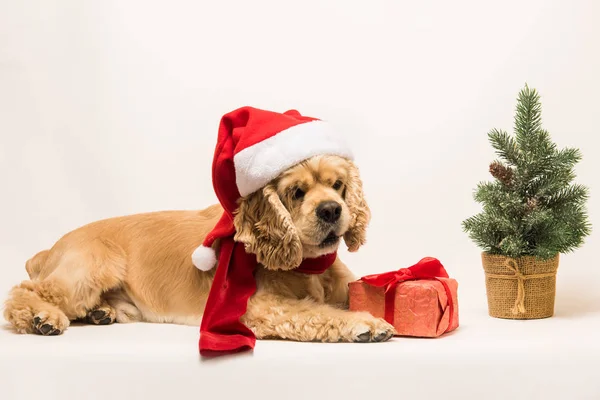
[463,84,591,260]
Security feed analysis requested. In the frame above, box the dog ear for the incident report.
[233,185,303,270]
[343,161,371,252]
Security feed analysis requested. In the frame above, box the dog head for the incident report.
[233,155,370,270]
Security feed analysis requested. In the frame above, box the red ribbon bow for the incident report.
[359,257,455,332]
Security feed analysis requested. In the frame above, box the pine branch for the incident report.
[525,168,576,198]
[523,129,556,159]
[545,184,589,208]
[476,191,523,220]
[533,205,591,257]
[554,147,583,167]
[488,128,520,166]
[498,234,528,258]
[462,214,504,253]
[514,84,542,148]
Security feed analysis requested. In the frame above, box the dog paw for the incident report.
[350,314,396,343]
[86,305,116,325]
[32,310,69,336]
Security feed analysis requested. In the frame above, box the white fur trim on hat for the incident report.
[191,245,217,271]
[233,120,353,197]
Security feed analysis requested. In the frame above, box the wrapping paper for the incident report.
[349,276,459,338]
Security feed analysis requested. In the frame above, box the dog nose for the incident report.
[316,201,342,223]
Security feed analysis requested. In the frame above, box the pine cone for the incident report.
[489,161,514,187]
[526,197,539,211]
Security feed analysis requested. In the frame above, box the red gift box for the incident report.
[348,257,459,338]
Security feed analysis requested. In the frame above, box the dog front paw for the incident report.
[347,313,396,343]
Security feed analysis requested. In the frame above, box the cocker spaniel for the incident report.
[3,155,395,343]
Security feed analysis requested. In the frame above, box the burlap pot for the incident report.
[481,252,559,320]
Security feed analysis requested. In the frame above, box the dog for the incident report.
[3,154,395,343]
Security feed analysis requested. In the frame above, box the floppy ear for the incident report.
[343,161,371,252]
[233,185,303,270]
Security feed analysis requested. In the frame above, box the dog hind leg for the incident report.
[25,250,50,280]
[4,238,127,335]
[3,281,70,335]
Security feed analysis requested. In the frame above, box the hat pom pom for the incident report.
[192,245,217,271]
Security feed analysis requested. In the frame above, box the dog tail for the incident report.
[25,250,49,280]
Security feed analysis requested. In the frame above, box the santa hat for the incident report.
[191,106,353,272]
[195,106,353,355]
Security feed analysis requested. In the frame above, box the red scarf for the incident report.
[199,236,336,356]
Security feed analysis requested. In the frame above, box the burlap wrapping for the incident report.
[481,252,559,320]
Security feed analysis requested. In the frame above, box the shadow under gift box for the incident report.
[348,278,459,338]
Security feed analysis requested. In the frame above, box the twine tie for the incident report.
[486,258,556,315]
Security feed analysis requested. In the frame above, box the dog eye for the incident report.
[332,180,343,190]
[293,188,305,200]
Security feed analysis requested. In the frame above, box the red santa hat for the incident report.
[191,106,353,272]
[194,106,353,355]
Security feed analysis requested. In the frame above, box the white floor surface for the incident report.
[1,305,599,400]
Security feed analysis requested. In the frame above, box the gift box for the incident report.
[348,257,459,338]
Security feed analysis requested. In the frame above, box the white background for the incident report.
[1,1,599,399]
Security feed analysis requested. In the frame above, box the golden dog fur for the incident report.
[4,155,395,342]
